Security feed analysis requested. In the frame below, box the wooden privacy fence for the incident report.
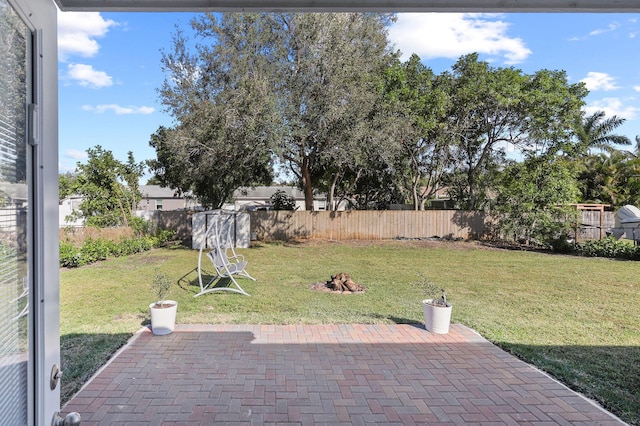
[249,210,491,241]
[575,210,615,241]
[58,208,615,245]
[137,210,195,243]
[249,209,614,242]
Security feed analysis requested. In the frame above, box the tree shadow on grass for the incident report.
[60,332,132,405]
[497,342,640,425]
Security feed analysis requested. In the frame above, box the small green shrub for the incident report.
[155,229,177,246]
[414,274,450,307]
[116,236,150,256]
[59,242,82,268]
[577,237,639,260]
[80,238,116,263]
[129,216,151,236]
[151,270,173,305]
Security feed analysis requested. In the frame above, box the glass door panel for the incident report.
[0,1,30,424]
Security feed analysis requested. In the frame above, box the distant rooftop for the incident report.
[139,185,181,199]
[234,186,326,201]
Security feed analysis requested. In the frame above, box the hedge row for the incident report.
[59,229,636,267]
[60,229,176,268]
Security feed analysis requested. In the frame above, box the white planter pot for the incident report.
[423,299,452,334]
[149,300,178,335]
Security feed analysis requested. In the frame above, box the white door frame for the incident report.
[11,0,636,424]
[8,0,60,424]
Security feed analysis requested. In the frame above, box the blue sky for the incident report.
[58,11,640,178]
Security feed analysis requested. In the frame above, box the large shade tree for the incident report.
[440,54,588,210]
[273,13,396,211]
[153,13,396,211]
[151,18,277,209]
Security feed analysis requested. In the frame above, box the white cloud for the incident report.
[58,11,117,61]
[65,149,88,160]
[388,13,531,64]
[82,104,155,115]
[584,98,638,120]
[589,23,620,36]
[572,20,632,41]
[580,72,620,91]
[634,86,640,92]
[67,63,113,88]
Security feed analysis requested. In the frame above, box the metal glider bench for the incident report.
[196,210,255,297]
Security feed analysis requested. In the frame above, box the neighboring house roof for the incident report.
[233,186,326,201]
[139,185,182,199]
[61,186,184,202]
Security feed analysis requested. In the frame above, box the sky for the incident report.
[57,11,640,179]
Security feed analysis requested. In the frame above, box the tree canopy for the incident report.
[152,13,396,210]
[439,54,587,210]
[379,54,450,210]
[494,155,580,247]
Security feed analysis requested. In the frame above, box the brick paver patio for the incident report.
[62,324,624,425]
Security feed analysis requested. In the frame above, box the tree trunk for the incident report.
[301,158,314,211]
[467,167,477,210]
[328,171,340,211]
[412,177,420,210]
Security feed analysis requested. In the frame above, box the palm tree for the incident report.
[572,111,631,157]
[576,145,640,207]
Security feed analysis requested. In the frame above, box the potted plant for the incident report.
[418,277,452,334]
[149,270,178,335]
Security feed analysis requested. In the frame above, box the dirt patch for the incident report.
[310,281,365,294]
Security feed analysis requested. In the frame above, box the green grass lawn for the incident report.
[60,240,640,424]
